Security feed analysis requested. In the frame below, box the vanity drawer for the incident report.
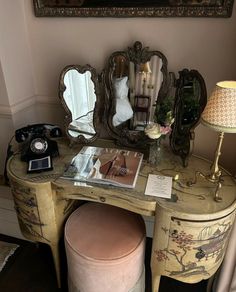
[53,183,155,216]
[155,211,235,282]
[10,180,45,241]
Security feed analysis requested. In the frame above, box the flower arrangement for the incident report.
[145,111,174,140]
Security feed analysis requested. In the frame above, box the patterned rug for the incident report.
[0,241,19,272]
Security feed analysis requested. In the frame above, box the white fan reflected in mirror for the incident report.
[63,69,96,139]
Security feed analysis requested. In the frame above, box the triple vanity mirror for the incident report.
[58,41,207,164]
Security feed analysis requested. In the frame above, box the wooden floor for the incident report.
[0,234,208,292]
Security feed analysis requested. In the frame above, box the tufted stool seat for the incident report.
[65,202,146,292]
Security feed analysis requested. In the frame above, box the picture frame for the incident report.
[33,0,234,18]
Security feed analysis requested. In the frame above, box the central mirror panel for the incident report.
[59,64,100,144]
[105,41,173,147]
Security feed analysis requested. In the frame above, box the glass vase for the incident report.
[148,139,162,165]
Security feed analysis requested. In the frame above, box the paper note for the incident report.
[145,174,172,199]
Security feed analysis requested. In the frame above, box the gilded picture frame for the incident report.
[33,0,234,18]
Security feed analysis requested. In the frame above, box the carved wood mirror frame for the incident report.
[33,0,234,18]
[104,41,173,148]
[59,64,102,144]
[170,69,207,167]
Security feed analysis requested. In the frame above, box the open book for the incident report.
[62,146,143,188]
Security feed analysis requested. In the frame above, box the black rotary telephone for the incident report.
[15,124,62,173]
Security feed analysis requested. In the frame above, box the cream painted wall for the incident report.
[0,61,9,107]
[0,0,236,175]
[25,2,236,97]
[0,1,38,174]
[0,1,35,106]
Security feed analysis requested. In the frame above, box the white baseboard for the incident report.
[0,185,26,240]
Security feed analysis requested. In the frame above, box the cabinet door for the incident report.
[154,211,235,283]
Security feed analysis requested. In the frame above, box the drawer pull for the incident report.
[99,196,106,202]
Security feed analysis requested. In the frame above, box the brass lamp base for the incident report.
[187,132,224,202]
[187,171,223,202]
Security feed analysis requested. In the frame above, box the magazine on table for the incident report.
[62,146,143,188]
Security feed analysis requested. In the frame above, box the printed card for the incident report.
[145,174,172,199]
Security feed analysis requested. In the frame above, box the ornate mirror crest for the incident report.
[59,64,101,144]
[170,69,207,166]
[104,41,174,148]
[33,0,234,17]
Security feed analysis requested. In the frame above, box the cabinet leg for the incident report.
[152,274,161,292]
[50,243,61,288]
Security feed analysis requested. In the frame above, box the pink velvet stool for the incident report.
[64,202,146,292]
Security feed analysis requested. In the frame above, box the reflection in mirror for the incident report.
[59,65,100,143]
[64,70,96,138]
[112,56,163,131]
[105,41,172,147]
[170,69,207,167]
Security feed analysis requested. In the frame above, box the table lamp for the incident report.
[189,80,236,202]
[139,62,152,95]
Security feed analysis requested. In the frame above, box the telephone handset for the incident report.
[15,124,62,173]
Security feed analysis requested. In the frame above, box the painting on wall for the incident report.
[33,0,234,17]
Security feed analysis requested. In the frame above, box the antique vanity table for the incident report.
[6,41,236,291]
[7,138,236,291]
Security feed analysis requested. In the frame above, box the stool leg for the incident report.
[50,243,61,288]
[152,274,161,292]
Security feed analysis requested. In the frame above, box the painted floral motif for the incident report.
[12,185,49,242]
[155,221,232,278]
[155,229,206,277]
[18,217,50,242]
[155,249,169,261]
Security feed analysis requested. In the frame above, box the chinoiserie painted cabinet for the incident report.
[7,138,236,292]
